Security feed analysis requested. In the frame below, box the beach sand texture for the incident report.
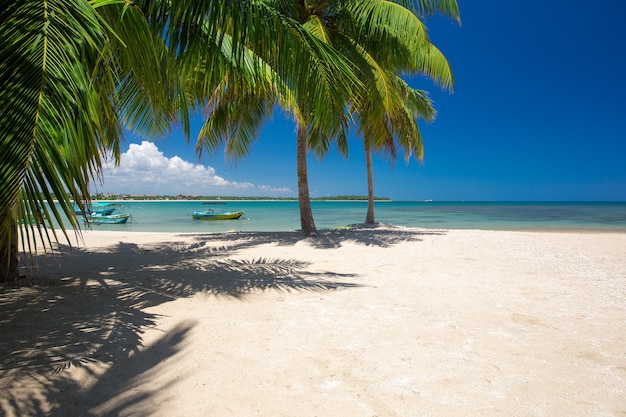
[1,227,625,416]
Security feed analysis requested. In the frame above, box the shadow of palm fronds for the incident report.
[309,224,446,249]
[138,257,361,298]
[0,276,169,417]
[181,224,446,250]
[1,224,442,416]
[47,321,196,417]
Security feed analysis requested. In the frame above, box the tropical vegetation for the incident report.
[1,0,459,282]
[291,1,459,225]
[194,0,460,233]
[0,0,181,282]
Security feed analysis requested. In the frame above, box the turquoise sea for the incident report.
[65,201,626,233]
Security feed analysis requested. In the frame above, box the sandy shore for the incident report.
[1,226,625,416]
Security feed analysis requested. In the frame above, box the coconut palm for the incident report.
[0,0,184,282]
[127,1,362,236]
[194,0,458,236]
[341,1,459,224]
[195,44,358,236]
[1,0,462,282]
[0,0,362,280]
[359,76,438,224]
[288,0,460,227]
[191,4,362,237]
[148,0,459,236]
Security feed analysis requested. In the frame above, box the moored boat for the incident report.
[84,212,132,224]
[191,209,245,220]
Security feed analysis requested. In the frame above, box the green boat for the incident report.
[84,212,132,224]
[191,209,245,220]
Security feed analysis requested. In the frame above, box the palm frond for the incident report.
[303,15,333,44]
[2,0,179,276]
[342,0,454,92]
[408,41,454,92]
[347,0,430,46]
[197,77,276,161]
[390,0,461,22]
[1,0,111,255]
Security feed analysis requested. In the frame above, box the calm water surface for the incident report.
[60,201,626,233]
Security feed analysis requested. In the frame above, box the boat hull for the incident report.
[84,213,132,224]
[191,210,245,220]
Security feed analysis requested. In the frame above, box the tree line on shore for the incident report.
[91,195,391,201]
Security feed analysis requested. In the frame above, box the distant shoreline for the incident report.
[90,198,393,203]
[89,195,391,202]
[88,199,626,203]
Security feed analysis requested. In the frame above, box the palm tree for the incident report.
[341,0,459,224]
[194,0,458,236]
[0,0,364,282]
[360,77,437,224]
[152,0,459,236]
[289,0,460,227]
[1,0,462,283]
[191,3,362,237]
[0,0,182,282]
[332,1,459,225]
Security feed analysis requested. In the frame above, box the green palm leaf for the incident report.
[1,0,183,280]
[1,0,110,263]
[394,0,461,21]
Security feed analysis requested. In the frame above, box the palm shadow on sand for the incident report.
[0,226,443,416]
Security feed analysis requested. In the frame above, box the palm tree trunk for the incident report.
[365,140,376,225]
[297,123,317,236]
[0,213,19,283]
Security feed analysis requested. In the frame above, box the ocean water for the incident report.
[60,201,626,233]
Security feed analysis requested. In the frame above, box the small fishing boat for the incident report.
[84,212,132,224]
[191,209,245,220]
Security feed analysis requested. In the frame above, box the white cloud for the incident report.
[94,141,291,196]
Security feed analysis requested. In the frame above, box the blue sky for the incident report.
[98,1,626,201]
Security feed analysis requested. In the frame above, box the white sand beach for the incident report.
[1,227,625,416]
